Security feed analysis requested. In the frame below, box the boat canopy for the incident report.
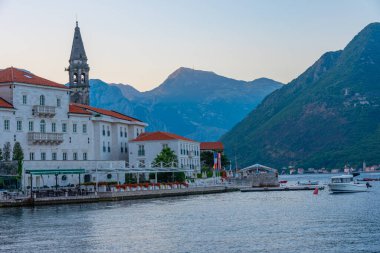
[240,164,276,173]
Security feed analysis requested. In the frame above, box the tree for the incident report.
[3,142,11,162]
[0,148,3,161]
[152,147,184,182]
[12,142,24,179]
[153,147,178,167]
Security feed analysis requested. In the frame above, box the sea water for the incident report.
[0,173,379,253]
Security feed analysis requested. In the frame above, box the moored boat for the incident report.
[328,174,369,193]
[297,180,319,186]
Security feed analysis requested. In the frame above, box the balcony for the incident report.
[28,132,64,145]
[33,105,56,117]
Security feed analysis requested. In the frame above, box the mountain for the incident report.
[111,83,142,100]
[90,67,283,141]
[221,23,380,169]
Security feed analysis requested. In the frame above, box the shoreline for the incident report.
[0,186,239,208]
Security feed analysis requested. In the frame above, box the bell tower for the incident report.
[67,21,90,105]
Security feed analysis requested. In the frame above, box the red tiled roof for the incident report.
[69,104,92,115]
[200,142,224,150]
[71,103,142,122]
[132,131,196,142]
[0,67,68,89]
[0,97,14,109]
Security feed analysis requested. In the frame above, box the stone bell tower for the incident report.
[66,21,90,105]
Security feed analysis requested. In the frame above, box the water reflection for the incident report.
[1,174,380,253]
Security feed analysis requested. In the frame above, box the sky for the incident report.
[0,0,379,91]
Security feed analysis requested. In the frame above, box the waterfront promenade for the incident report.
[0,185,238,208]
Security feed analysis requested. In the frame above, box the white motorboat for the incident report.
[328,174,369,193]
[297,180,319,186]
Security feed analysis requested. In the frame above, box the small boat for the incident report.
[328,174,369,193]
[297,180,319,186]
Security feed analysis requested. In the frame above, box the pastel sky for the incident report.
[0,0,379,91]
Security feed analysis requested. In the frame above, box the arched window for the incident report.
[39,95,45,106]
[73,73,78,84]
[81,73,85,83]
[40,120,46,133]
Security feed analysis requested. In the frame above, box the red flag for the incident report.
[218,153,222,170]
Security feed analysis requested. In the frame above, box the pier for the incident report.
[240,185,325,192]
[0,186,238,208]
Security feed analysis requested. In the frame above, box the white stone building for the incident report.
[128,131,201,176]
[0,22,150,190]
[0,67,147,189]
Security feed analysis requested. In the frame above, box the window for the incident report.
[39,95,45,106]
[62,152,67,160]
[40,120,46,133]
[81,73,85,83]
[16,120,22,131]
[28,121,34,132]
[120,127,123,137]
[52,152,57,160]
[62,123,67,133]
[121,143,124,153]
[41,152,46,161]
[88,137,90,144]
[103,142,106,152]
[138,145,145,156]
[83,152,87,160]
[108,142,111,152]
[73,73,78,84]
[125,143,128,153]
[22,95,27,105]
[51,123,56,133]
[82,124,87,133]
[56,98,61,107]
[124,128,127,138]
[29,152,34,161]
[138,160,145,168]
[73,152,78,160]
[107,126,110,136]
[162,144,168,149]
[102,125,105,136]
[73,123,77,133]
[4,120,10,131]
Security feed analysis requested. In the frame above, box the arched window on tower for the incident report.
[73,73,78,84]
[39,95,45,106]
[81,73,85,84]
[40,120,46,133]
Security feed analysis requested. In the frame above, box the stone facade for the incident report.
[0,68,147,190]
[128,132,201,176]
[251,173,279,187]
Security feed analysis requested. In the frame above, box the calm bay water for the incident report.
[1,173,379,253]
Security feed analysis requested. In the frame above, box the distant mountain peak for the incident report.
[90,67,282,141]
[167,67,216,80]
